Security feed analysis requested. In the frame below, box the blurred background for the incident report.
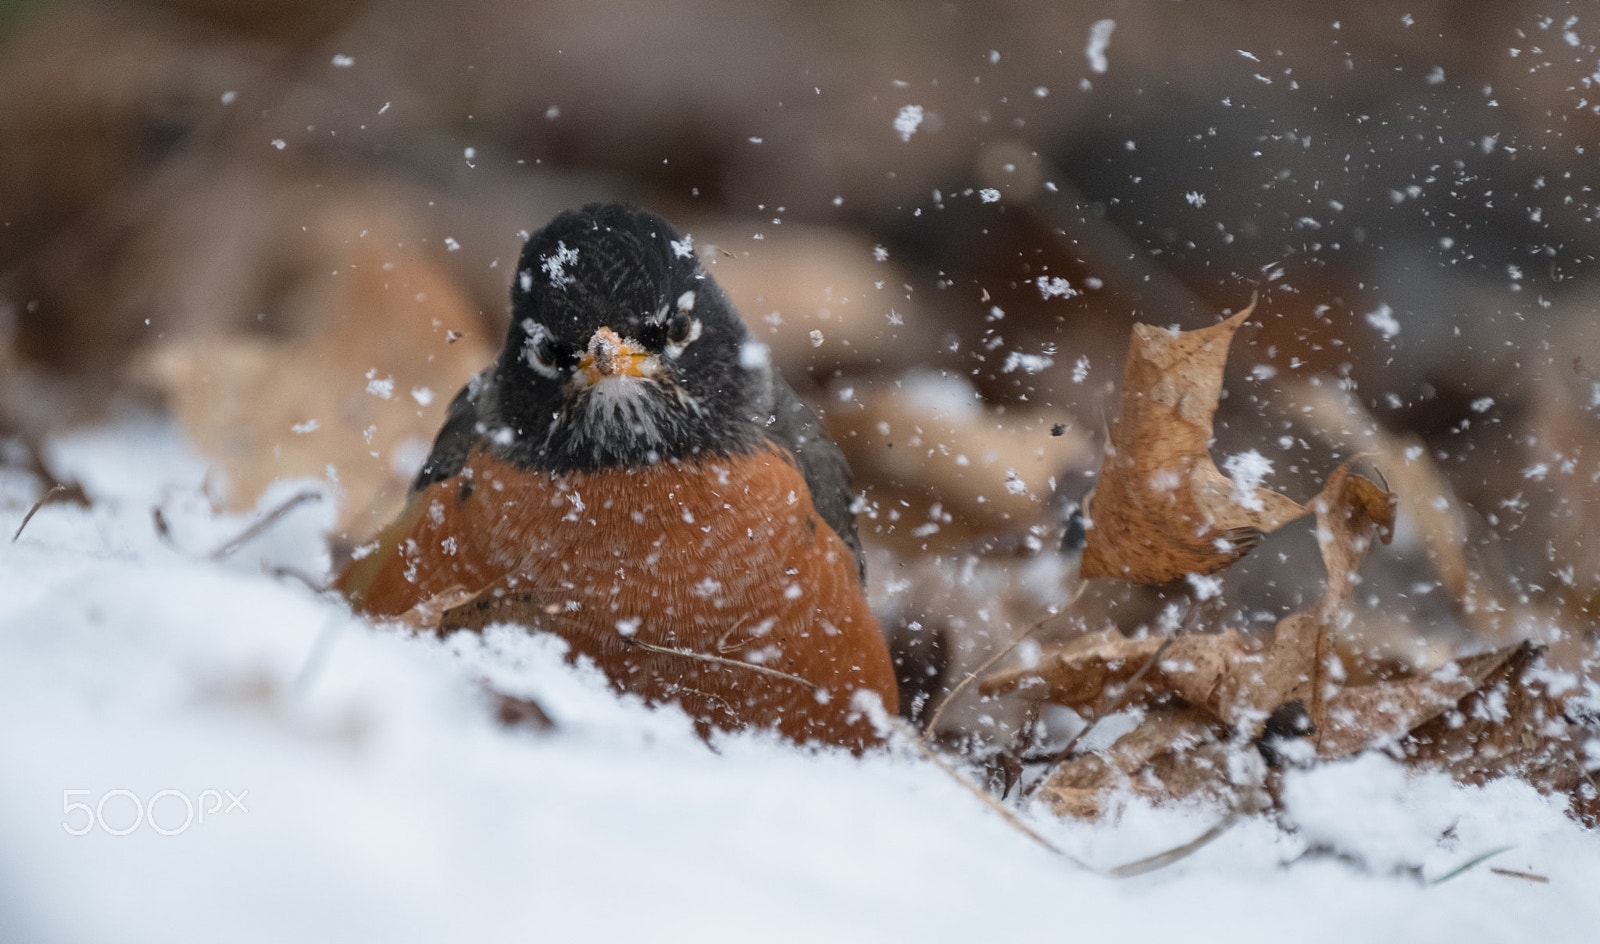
[3,0,1598,693]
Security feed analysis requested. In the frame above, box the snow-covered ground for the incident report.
[3,412,1596,943]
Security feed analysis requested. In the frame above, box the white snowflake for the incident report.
[1036,276,1077,300]
[893,105,924,142]
[1085,19,1116,74]
[541,241,580,287]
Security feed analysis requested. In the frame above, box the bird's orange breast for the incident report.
[339,446,898,750]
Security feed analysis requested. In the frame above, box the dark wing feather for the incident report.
[412,376,485,492]
[760,372,867,584]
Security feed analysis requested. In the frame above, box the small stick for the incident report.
[1489,867,1549,884]
[293,612,347,696]
[921,578,1088,742]
[889,718,1087,867]
[619,635,819,692]
[1108,807,1240,878]
[1038,636,1174,766]
[210,490,323,560]
[12,482,65,542]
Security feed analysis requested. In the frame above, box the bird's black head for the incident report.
[483,203,769,472]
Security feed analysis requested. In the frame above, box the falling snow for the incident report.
[893,104,924,142]
[1085,19,1116,74]
[541,241,580,287]
[1223,449,1274,512]
[1364,303,1401,339]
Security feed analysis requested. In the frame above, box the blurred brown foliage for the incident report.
[3,0,1599,806]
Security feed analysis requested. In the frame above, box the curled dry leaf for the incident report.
[1294,383,1513,640]
[991,460,1396,742]
[1035,702,1235,819]
[1082,301,1307,583]
[1400,642,1600,826]
[1236,460,1396,739]
[1318,642,1527,760]
[981,628,1257,725]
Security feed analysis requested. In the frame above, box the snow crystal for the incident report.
[365,373,395,400]
[270,139,286,150]
[978,188,1001,203]
[544,105,560,120]
[615,617,641,637]
[1223,449,1273,511]
[808,329,825,348]
[1185,191,1207,208]
[444,237,461,252]
[1364,303,1401,339]
[410,387,434,406]
[331,54,354,68]
[730,342,769,375]
[1085,19,1116,74]
[873,245,889,262]
[1185,572,1223,601]
[1036,276,1077,300]
[893,104,924,142]
[291,419,319,434]
[1001,351,1055,374]
[542,241,580,287]
[1470,396,1495,413]
[1071,355,1090,383]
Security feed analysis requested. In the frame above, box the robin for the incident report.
[338,203,899,751]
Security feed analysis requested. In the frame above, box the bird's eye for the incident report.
[522,320,575,379]
[667,311,694,344]
[662,311,702,358]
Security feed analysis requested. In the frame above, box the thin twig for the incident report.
[1430,845,1514,885]
[921,578,1088,742]
[619,635,820,692]
[1108,807,1241,877]
[293,612,347,696]
[889,718,1087,867]
[12,482,65,542]
[210,490,323,560]
[1039,636,1175,766]
[1489,867,1549,884]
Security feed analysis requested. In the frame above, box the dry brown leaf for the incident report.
[138,243,491,541]
[990,461,1394,744]
[1401,642,1600,825]
[1082,301,1307,583]
[981,628,1255,724]
[1318,642,1527,760]
[1230,460,1397,739]
[1037,702,1234,819]
[1295,383,1513,639]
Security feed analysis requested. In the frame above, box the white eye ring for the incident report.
[520,319,564,380]
[664,316,702,359]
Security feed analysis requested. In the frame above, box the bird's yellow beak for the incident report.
[578,326,651,383]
